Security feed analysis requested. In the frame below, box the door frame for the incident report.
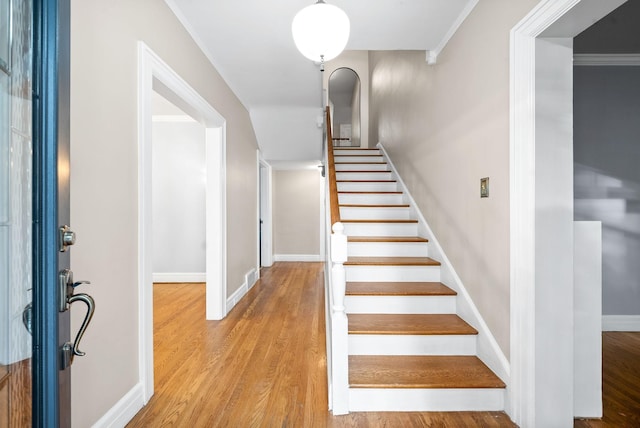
[137,42,227,403]
[509,0,626,425]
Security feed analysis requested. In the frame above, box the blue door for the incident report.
[1,1,91,426]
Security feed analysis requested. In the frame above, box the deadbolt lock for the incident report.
[59,225,76,252]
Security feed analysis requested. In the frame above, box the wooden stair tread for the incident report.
[349,355,505,389]
[345,257,440,266]
[340,204,410,208]
[348,236,427,242]
[337,170,391,173]
[337,180,397,183]
[349,314,478,335]
[340,219,417,224]
[334,154,383,157]
[339,191,402,194]
[346,281,456,296]
[335,161,387,164]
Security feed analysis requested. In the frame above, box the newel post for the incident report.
[330,222,349,414]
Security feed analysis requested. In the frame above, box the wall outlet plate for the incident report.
[480,177,489,198]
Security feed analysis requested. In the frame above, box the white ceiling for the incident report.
[164,0,477,162]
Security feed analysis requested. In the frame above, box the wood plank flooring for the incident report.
[574,331,640,428]
[126,262,515,427]
[126,262,640,427]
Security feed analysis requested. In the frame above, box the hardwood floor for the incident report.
[127,262,514,427]
[574,332,640,428]
[127,262,640,427]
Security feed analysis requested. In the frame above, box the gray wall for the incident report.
[574,0,640,54]
[152,120,206,274]
[574,65,640,315]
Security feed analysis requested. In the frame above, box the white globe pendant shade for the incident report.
[292,1,350,62]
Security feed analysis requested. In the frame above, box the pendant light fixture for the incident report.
[292,0,350,67]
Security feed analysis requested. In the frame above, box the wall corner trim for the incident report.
[91,383,144,428]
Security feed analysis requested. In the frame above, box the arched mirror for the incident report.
[328,68,360,147]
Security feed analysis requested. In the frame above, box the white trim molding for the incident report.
[226,268,259,313]
[602,315,640,331]
[137,41,227,404]
[509,1,625,426]
[152,273,206,283]
[273,254,322,262]
[91,383,144,428]
[574,53,640,66]
[426,0,479,64]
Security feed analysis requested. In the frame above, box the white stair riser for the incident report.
[343,222,418,236]
[334,150,381,156]
[333,156,384,163]
[345,265,441,282]
[348,334,477,356]
[340,207,411,220]
[337,182,398,192]
[347,241,428,257]
[336,172,393,181]
[335,163,388,171]
[348,388,505,412]
[339,194,404,205]
[345,295,455,314]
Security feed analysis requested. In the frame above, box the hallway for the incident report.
[127,262,514,427]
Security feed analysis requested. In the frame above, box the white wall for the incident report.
[273,169,321,260]
[574,65,640,316]
[152,119,206,276]
[250,106,323,162]
[69,1,259,426]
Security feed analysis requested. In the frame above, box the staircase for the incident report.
[333,147,506,412]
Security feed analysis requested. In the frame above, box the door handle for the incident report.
[59,268,95,369]
[66,293,95,357]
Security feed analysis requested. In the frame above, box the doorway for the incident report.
[509,0,627,425]
[258,156,273,268]
[137,42,227,403]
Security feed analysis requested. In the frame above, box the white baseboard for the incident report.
[91,383,144,428]
[573,53,640,66]
[152,272,206,283]
[602,315,640,331]
[226,268,259,313]
[273,254,322,262]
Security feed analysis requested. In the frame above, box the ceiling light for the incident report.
[292,0,350,64]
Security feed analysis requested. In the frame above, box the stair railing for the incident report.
[323,106,349,415]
